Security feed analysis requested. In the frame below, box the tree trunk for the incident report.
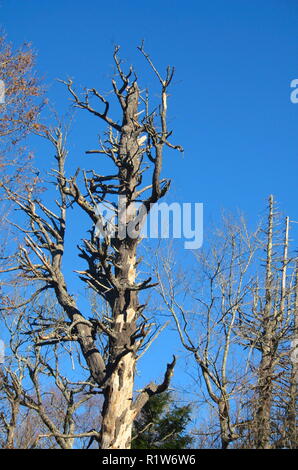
[254,195,274,449]
[100,83,140,449]
[100,346,135,448]
[255,354,274,448]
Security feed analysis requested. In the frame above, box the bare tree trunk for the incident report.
[254,195,275,449]
[156,219,256,449]
[99,83,139,448]
[4,401,19,449]
[100,346,135,448]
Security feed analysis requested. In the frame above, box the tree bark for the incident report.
[254,195,274,449]
[99,83,140,448]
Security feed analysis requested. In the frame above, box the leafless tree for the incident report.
[1,44,182,449]
[155,216,259,448]
[0,32,43,284]
[156,200,297,449]
[237,196,297,448]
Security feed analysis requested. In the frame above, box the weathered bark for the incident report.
[4,400,19,449]
[254,195,275,449]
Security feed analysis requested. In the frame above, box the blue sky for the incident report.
[1,0,298,218]
[1,0,298,408]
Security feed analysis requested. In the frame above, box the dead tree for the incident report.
[155,216,259,449]
[156,202,298,449]
[285,262,298,448]
[2,44,181,448]
[237,196,297,448]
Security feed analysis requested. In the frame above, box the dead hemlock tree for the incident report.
[156,201,298,449]
[155,217,259,449]
[3,45,182,449]
[237,196,298,449]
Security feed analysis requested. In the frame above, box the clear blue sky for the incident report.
[1,0,298,400]
[1,0,298,220]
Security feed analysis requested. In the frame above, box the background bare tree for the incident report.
[0,32,43,191]
[156,199,297,449]
[0,297,102,449]
[155,216,258,448]
[236,196,298,448]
